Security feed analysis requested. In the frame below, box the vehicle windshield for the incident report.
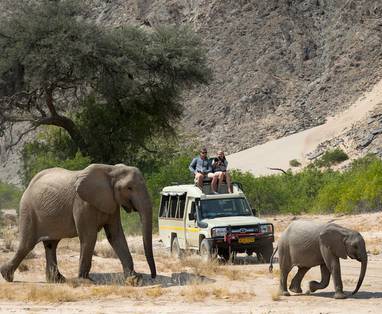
[199,198,253,219]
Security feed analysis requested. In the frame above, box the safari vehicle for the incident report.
[158,181,274,262]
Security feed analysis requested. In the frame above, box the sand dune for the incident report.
[228,79,382,176]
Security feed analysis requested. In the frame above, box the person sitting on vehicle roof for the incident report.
[212,150,232,193]
[189,147,217,193]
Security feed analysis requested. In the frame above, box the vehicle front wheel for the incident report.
[256,242,273,263]
[171,237,182,259]
[200,239,216,263]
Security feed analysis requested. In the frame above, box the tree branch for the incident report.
[267,167,287,174]
[6,124,38,150]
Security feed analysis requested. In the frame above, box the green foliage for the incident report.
[232,155,382,215]
[21,127,91,186]
[289,159,301,167]
[314,148,349,168]
[0,181,22,209]
[1,0,211,160]
[313,155,382,213]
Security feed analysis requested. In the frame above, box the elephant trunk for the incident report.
[140,199,156,279]
[352,254,367,295]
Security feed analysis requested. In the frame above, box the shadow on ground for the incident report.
[89,271,215,287]
[295,291,382,299]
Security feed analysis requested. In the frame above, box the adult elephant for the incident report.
[0,164,156,283]
[269,220,367,299]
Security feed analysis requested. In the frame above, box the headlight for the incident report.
[211,227,227,237]
[260,224,273,234]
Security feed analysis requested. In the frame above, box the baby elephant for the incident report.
[269,220,367,299]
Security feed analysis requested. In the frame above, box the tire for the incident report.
[219,249,230,262]
[256,241,273,263]
[171,237,182,259]
[200,239,216,263]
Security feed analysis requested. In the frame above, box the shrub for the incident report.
[314,148,349,168]
[0,182,22,209]
[289,159,301,167]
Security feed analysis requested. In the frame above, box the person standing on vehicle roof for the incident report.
[189,147,217,192]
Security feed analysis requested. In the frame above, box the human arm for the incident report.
[189,158,197,174]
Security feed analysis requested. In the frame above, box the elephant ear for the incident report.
[319,224,347,259]
[75,164,117,214]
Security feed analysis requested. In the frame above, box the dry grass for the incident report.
[18,262,29,272]
[180,285,255,302]
[2,226,17,252]
[219,268,246,280]
[270,289,281,301]
[93,242,117,259]
[0,282,166,303]
[144,286,164,298]
[370,247,381,255]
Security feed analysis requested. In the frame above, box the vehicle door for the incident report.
[185,198,199,249]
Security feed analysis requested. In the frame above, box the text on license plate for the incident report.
[238,237,255,244]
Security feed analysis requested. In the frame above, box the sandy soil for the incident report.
[0,213,381,313]
[227,79,382,176]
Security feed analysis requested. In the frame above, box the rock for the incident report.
[372,128,382,135]
[0,209,18,226]
[307,150,324,160]
[358,134,374,148]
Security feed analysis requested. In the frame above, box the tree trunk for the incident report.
[41,88,87,154]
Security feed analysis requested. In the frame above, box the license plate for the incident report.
[238,237,255,244]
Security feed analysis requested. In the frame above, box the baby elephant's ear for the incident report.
[75,164,117,214]
[319,224,347,259]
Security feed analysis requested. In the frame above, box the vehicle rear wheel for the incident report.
[256,242,273,263]
[200,239,216,263]
[171,237,182,259]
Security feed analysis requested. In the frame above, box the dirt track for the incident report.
[0,213,382,313]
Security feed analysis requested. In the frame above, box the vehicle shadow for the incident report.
[295,291,382,299]
[89,271,215,287]
[229,255,264,265]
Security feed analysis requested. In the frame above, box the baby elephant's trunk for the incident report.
[352,255,367,295]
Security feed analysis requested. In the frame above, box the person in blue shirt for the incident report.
[189,147,217,192]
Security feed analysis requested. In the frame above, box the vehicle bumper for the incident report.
[211,234,274,252]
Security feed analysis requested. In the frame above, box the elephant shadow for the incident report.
[300,291,382,300]
[89,271,215,287]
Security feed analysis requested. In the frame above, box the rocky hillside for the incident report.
[89,0,382,152]
[1,0,382,184]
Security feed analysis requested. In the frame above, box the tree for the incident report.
[0,0,211,157]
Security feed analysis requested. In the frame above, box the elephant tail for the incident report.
[269,246,278,273]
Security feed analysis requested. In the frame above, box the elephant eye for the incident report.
[127,187,133,191]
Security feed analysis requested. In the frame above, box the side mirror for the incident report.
[252,208,257,216]
[188,212,195,221]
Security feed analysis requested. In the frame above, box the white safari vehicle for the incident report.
[158,182,274,262]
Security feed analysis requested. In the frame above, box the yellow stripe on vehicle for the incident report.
[159,226,199,233]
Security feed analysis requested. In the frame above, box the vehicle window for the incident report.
[159,195,169,217]
[199,198,252,219]
[169,195,178,218]
[177,194,186,219]
[159,193,186,220]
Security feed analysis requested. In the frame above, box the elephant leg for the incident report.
[289,266,309,293]
[309,264,330,293]
[78,232,97,279]
[321,247,346,299]
[278,257,292,296]
[43,240,65,283]
[104,222,137,278]
[0,223,36,282]
[329,258,346,299]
